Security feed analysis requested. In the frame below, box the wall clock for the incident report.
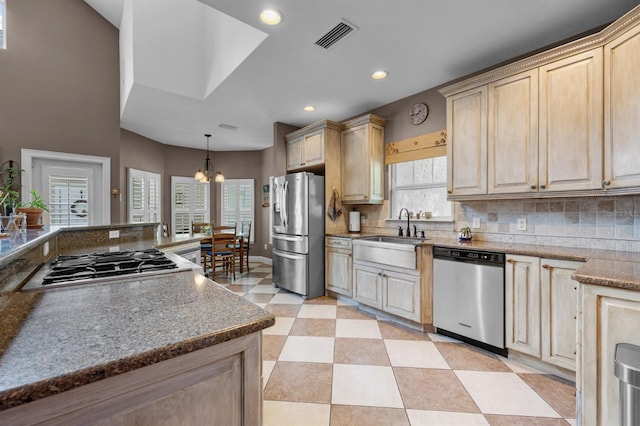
[410,103,429,125]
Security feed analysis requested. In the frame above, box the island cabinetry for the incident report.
[505,254,541,357]
[325,236,353,297]
[340,114,387,204]
[580,283,640,425]
[604,22,640,190]
[446,86,488,196]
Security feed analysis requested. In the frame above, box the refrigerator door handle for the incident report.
[282,180,289,228]
[273,234,304,242]
[273,249,305,261]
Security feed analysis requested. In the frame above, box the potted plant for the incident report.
[16,189,50,229]
[0,162,23,216]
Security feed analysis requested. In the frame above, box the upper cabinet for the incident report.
[340,114,387,204]
[286,124,332,171]
[440,4,640,199]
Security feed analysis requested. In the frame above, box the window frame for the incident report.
[170,176,210,235]
[127,168,161,224]
[220,179,255,242]
[0,0,5,50]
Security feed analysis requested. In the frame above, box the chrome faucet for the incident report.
[398,208,410,237]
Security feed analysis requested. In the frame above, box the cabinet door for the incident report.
[540,259,581,371]
[581,284,640,426]
[286,137,304,171]
[303,130,325,167]
[326,248,352,297]
[446,86,488,196]
[383,270,420,322]
[604,24,640,189]
[353,263,382,309]
[341,124,368,202]
[488,70,538,194]
[505,254,541,357]
[539,49,603,192]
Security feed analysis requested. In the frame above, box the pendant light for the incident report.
[194,133,224,183]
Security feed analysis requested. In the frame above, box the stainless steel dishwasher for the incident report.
[432,246,506,356]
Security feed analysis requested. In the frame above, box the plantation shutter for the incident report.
[220,179,254,242]
[48,176,90,227]
[171,176,210,234]
[127,168,161,223]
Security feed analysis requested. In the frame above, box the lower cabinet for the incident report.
[326,237,353,297]
[506,254,582,372]
[354,262,421,322]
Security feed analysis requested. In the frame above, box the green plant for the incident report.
[18,189,50,212]
[0,163,23,213]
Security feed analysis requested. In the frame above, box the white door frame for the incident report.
[21,149,111,225]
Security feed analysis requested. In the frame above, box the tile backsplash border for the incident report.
[355,195,640,252]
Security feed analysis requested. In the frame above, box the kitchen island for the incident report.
[0,226,274,425]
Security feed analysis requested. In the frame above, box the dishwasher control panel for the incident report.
[433,247,504,265]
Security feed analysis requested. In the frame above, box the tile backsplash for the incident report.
[356,195,640,252]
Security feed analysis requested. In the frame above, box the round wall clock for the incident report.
[410,103,429,125]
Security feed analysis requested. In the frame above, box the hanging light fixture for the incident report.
[194,133,224,183]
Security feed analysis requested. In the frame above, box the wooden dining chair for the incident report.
[239,221,251,273]
[204,225,237,279]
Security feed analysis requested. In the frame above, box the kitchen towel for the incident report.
[327,187,343,221]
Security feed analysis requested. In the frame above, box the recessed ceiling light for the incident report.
[371,70,388,80]
[260,9,282,25]
[303,106,316,112]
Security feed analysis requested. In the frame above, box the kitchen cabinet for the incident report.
[539,49,603,192]
[446,86,488,196]
[604,22,640,190]
[540,258,581,372]
[505,254,541,357]
[340,114,387,204]
[326,236,353,297]
[353,263,383,309]
[580,283,640,426]
[286,128,325,171]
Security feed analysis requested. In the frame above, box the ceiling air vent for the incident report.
[315,19,358,50]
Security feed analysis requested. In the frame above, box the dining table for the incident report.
[198,233,246,275]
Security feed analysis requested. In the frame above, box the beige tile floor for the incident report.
[214,263,577,426]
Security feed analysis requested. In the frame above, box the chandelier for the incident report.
[194,133,224,183]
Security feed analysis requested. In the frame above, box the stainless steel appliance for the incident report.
[272,172,324,299]
[432,246,506,355]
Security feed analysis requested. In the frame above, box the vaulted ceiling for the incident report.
[84,0,639,151]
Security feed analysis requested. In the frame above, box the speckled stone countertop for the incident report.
[154,234,203,249]
[327,232,640,291]
[0,271,274,410]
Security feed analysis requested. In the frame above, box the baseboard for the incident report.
[249,256,272,265]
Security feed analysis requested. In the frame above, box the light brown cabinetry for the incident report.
[326,236,353,297]
[580,283,640,425]
[353,263,383,309]
[540,258,581,371]
[340,114,387,204]
[446,86,487,196]
[505,254,541,357]
[604,22,640,190]
[286,128,326,171]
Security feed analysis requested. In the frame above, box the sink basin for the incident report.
[353,235,424,269]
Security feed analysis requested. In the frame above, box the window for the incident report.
[220,179,254,242]
[0,0,5,49]
[171,176,209,234]
[390,156,452,220]
[48,175,90,227]
[128,168,161,223]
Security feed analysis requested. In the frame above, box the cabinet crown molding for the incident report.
[342,113,388,128]
[285,119,343,141]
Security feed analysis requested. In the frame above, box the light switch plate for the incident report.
[108,230,120,239]
[517,218,527,231]
[472,217,481,229]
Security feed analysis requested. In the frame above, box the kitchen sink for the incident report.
[352,235,424,269]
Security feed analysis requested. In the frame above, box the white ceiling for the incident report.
[84,0,639,151]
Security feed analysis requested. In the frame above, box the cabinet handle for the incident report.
[542,264,550,269]
[574,286,577,290]
[603,180,611,187]
[530,185,537,190]
[300,162,306,166]
[506,259,514,264]
[447,190,453,194]
[540,184,546,190]
[364,195,368,199]
[574,350,577,355]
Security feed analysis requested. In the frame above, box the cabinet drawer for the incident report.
[326,236,352,250]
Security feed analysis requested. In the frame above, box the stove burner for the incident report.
[42,249,178,285]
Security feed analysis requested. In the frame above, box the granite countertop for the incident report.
[327,232,640,291]
[154,234,203,249]
[0,271,275,411]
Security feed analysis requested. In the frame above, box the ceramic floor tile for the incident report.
[334,337,390,366]
[266,303,301,317]
[337,298,358,306]
[394,367,480,412]
[263,317,295,336]
[232,292,246,296]
[336,306,375,320]
[500,357,548,374]
[406,409,489,426]
[331,364,403,408]
[335,319,382,339]
[270,292,304,304]
[242,293,275,303]
[330,405,409,426]
[289,318,336,337]
[484,415,570,425]
[262,335,288,360]
[225,284,255,293]
[518,374,576,418]
[264,361,333,403]
[251,267,272,272]
[297,304,337,319]
[234,277,265,285]
[249,284,280,294]
[263,401,330,426]
[384,340,450,369]
[379,321,430,341]
[435,342,511,372]
[427,332,462,343]
[566,419,577,426]
[263,360,276,389]
[278,336,335,363]
[303,296,338,305]
[260,278,273,285]
[456,371,561,417]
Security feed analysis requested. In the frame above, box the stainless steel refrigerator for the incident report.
[272,172,324,299]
